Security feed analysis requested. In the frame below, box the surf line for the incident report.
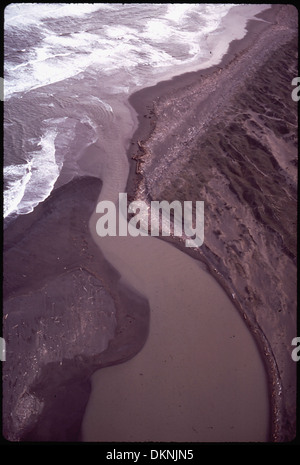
[95,193,204,248]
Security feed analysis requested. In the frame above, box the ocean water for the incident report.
[4,3,271,223]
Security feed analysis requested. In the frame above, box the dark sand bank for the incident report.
[126,4,298,441]
[3,177,150,441]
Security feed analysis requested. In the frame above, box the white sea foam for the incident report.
[4,128,60,217]
[79,115,99,145]
[165,4,192,23]
[4,164,32,218]
[5,3,265,100]
[4,3,106,28]
[17,128,60,215]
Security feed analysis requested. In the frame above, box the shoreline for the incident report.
[3,177,151,441]
[126,5,283,195]
[125,3,297,442]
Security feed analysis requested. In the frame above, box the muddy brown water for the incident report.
[80,94,270,440]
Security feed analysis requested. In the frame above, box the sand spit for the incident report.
[126,4,298,441]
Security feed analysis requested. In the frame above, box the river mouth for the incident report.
[3,4,296,443]
[82,6,297,442]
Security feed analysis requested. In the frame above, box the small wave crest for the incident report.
[4,164,32,218]
[4,128,61,219]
